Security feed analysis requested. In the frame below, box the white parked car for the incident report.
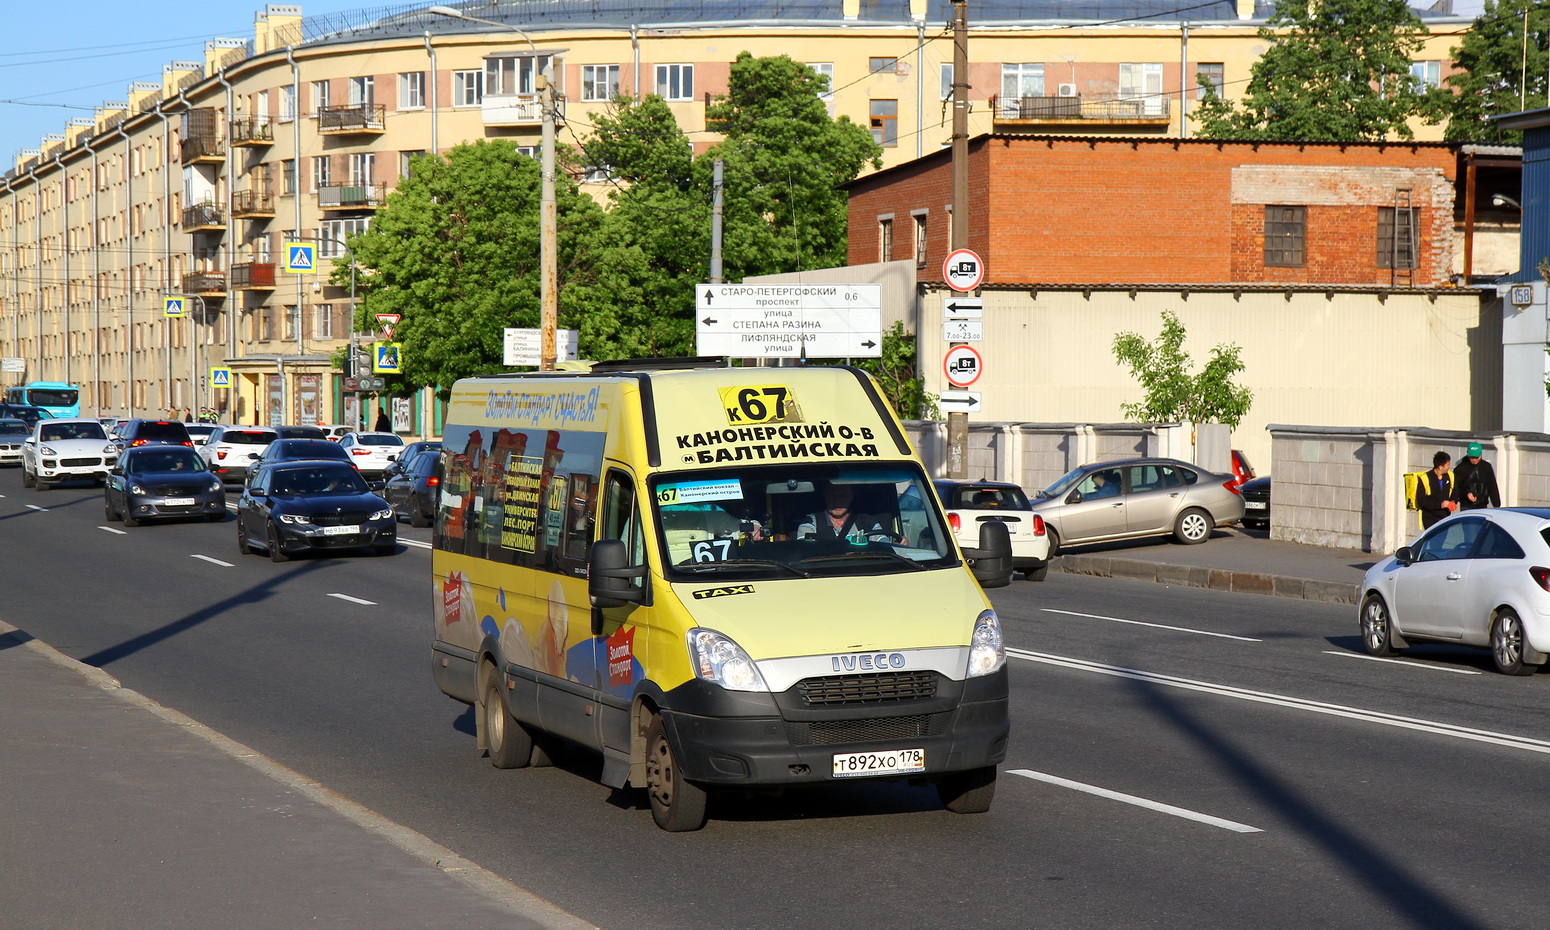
[1360,508,1550,675]
[21,418,116,489]
[199,426,278,484]
[933,480,1052,582]
[338,431,405,482]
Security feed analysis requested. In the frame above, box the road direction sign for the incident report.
[943,344,983,388]
[504,328,580,366]
[694,283,882,358]
[942,320,983,343]
[284,242,315,274]
[944,296,983,319]
[942,248,984,292]
[163,297,186,317]
[938,390,982,412]
[209,367,231,388]
[375,313,401,338]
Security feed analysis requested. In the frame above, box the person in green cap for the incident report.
[1453,441,1500,510]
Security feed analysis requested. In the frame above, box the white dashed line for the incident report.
[1041,608,1262,642]
[1321,650,1481,674]
[400,538,432,550]
[1009,769,1264,833]
[98,525,127,535]
[191,554,234,567]
[328,593,377,606]
[25,504,47,512]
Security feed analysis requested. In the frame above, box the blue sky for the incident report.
[1,0,1488,166]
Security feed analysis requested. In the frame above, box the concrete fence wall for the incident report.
[1270,425,1550,553]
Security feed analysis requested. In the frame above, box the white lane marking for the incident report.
[1322,650,1482,675]
[191,554,234,567]
[25,504,48,512]
[1009,769,1263,833]
[98,525,127,535]
[400,538,432,550]
[1007,648,1550,756]
[328,593,377,606]
[1041,608,1262,642]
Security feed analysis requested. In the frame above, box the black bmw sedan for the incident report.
[104,445,227,526]
[237,460,397,561]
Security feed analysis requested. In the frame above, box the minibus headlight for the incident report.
[687,628,768,692]
[966,609,1005,678]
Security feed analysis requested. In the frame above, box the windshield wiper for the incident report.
[675,559,811,578]
[801,550,929,572]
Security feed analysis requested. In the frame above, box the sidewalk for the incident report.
[1052,527,1375,604]
[0,620,596,930]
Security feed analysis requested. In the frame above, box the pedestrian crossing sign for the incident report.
[285,242,315,274]
[163,297,186,317]
[210,367,232,388]
[373,341,403,374]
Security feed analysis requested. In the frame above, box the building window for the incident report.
[261,304,276,342]
[912,213,927,265]
[940,63,954,100]
[515,145,540,160]
[869,57,899,74]
[284,304,297,341]
[487,55,553,96]
[869,99,898,147]
[1001,63,1044,103]
[453,70,483,107]
[1377,206,1418,269]
[582,165,614,184]
[280,84,296,122]
[348,76,374,106]
[808,62,834,104]
[1120,62,1165,115]
[311,80,330,112]
[878,217,894,262]
[281,159,296,196]
[312,155,331,191]
[1264,205,1306,268]
[348,152,374,186]
[1196,63,1225,99]
[320,218,370,259]
[583,65,620,101]
[655,64,694,100]
[399,71,425,109]
[1410,61,1440,89]
[399,150,425,178]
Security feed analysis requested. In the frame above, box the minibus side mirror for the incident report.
[589,539,647,610]
[963,520,1013,589]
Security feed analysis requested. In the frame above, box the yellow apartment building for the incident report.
[0,0,1474,428]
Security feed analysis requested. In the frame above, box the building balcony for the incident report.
[481,93,564,127]
[317,103,386,135]
[990,94,1172,128]
[318,184,386,210]
[182,203,225,231]
[231,188,275,219]
[181,135,226,164]
[181,272,226,296]
[231,116,274,147]
[230,262,276,290]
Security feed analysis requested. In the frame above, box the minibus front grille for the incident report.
[784,712,949,746]
[797,671,938,705]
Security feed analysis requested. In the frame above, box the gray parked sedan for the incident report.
[1028,457,1245,553]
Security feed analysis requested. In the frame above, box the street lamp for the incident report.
[427,5,559,371]
[1492,194,1522,210]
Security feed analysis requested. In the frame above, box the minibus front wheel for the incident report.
[645,715,709,832]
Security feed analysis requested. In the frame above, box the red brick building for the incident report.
[845,135,1462,287]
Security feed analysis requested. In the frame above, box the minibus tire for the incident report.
[937,766,997,814]
[483,676,532,769]
[645,715,708,832]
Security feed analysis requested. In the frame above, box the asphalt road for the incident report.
[5,469,1549,929]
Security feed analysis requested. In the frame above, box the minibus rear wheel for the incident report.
[484,675,532,769]
[645,714,708,832]
[937,766,997,814]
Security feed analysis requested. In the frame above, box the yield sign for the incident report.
[375,313,401,338]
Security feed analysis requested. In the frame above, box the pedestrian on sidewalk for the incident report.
[1416,451,1458,529]
[1453,441,1500,511]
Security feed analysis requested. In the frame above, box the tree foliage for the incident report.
[1194,0,1439,141]
[816,321,938,420]
[1440,0,1549,143]
[1111,311,1253,428]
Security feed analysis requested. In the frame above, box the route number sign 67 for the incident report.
[720,385,797,425]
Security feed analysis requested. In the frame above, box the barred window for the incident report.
[1377,206,1417,270]
[1264,205,1305,268]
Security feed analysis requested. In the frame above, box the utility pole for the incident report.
[947,0,970,479]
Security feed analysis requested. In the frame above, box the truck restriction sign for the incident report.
[943,345,983,388]
[942,248,985,292]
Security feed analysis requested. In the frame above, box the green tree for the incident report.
[338,140,607,391]
[1194,0,1438,141]
[1440,0,1549,143]
[1111,311,1253,428]
[819,321,939,420]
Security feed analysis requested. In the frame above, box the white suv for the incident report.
[199,426,279,484]
[337,431,405,483]
[22,418,116,489]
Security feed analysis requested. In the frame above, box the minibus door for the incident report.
[590,468,651,756]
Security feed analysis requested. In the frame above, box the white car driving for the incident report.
[338,431,405,482]
[934,480,1053,582]
[21,418,116,489]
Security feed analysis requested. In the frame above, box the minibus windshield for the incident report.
[652,463,957,580]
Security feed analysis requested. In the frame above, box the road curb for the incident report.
[1055,555,1360,605]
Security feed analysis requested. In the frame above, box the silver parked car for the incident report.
[1360,509,1550,675]
[1028,457,1245,553]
